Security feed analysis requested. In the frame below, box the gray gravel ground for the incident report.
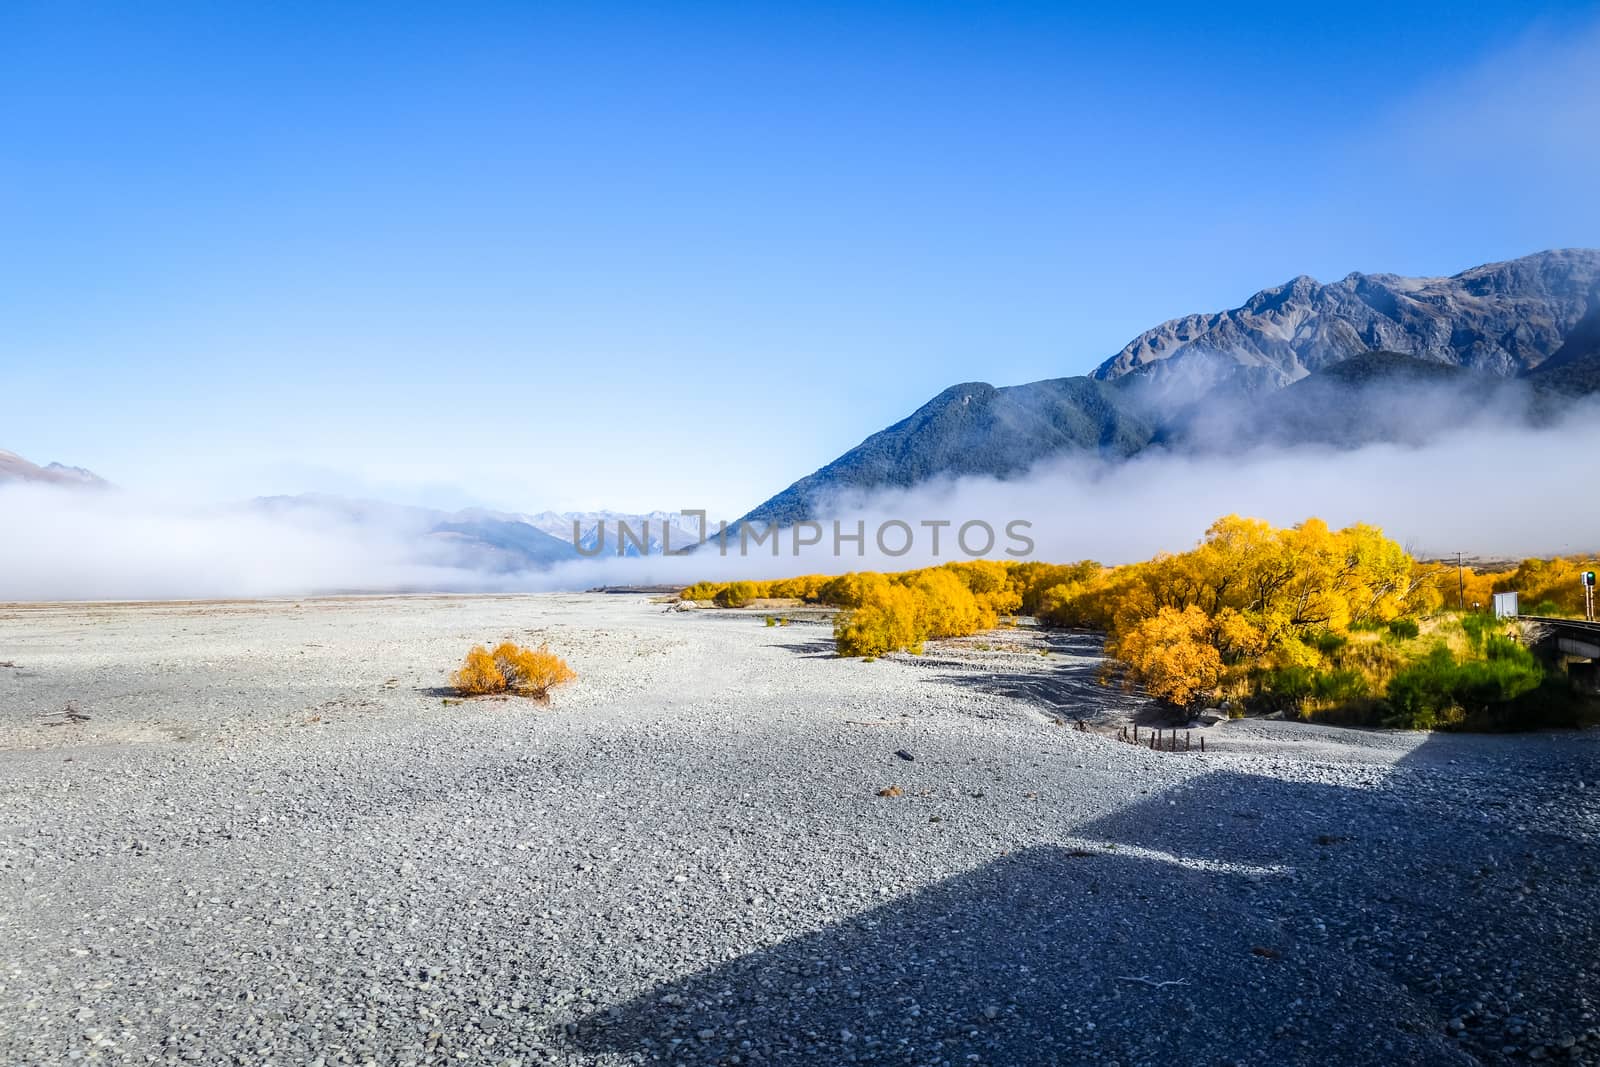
[1,594,1597,1066]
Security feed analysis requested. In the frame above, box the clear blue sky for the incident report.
[4,1,1599,515]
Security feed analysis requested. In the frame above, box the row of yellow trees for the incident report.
[1456,556,1596,617]
[682,561,1028,657]
[681,517,1425,667]
[679,516,1586,721]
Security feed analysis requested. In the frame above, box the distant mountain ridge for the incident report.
[2,454,713,574]
[251,496,719,572]
[739,249,1600,526]
[522,510,708,556]
[0,449,108,488]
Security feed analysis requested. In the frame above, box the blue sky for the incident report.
[4,1,1599,516]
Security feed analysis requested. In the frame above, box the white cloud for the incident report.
[0,487,496,601]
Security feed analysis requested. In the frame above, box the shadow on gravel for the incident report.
[572,736,1600,1065]
[928,630,1157,724]
[773,638,839,659]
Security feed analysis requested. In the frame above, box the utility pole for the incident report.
[1457,551,1466,613]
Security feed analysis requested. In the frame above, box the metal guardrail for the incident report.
[1519,615,1600,635]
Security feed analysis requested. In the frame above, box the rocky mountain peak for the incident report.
[1092,248,1600,387]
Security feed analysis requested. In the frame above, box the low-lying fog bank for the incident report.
[7,397,1600,601]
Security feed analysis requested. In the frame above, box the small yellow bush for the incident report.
[451,645,506,695]
[491,641,578,700]
[451,642,577,701]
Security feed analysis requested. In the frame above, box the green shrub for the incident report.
[1254,664,1371,715]
[1261,666,1315,702]
[1459,612,1503,651]
[1385,647,1461,729]
[1386,618,1420,640]
[1384,643,1543,729]
[1306,629,1348,654]
[1247,666,1315,714]
[1312,668,1370,702]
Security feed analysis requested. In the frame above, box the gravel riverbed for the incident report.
[1,594,1597,1066]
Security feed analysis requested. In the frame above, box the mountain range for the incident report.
[738,248,1600,527]
[13,248,1600,571]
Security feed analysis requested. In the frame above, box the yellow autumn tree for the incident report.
[912,568,990,638]
[1016,561,1102,617]
[1335,522,1414,624]
[1509,557,1593,615]
[834,576,928,657]
[818,572,879,608]
[944,560,1023,618]
[711,581,757,608]
[1107,605,1223,708]
[1213,607,1268,661]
